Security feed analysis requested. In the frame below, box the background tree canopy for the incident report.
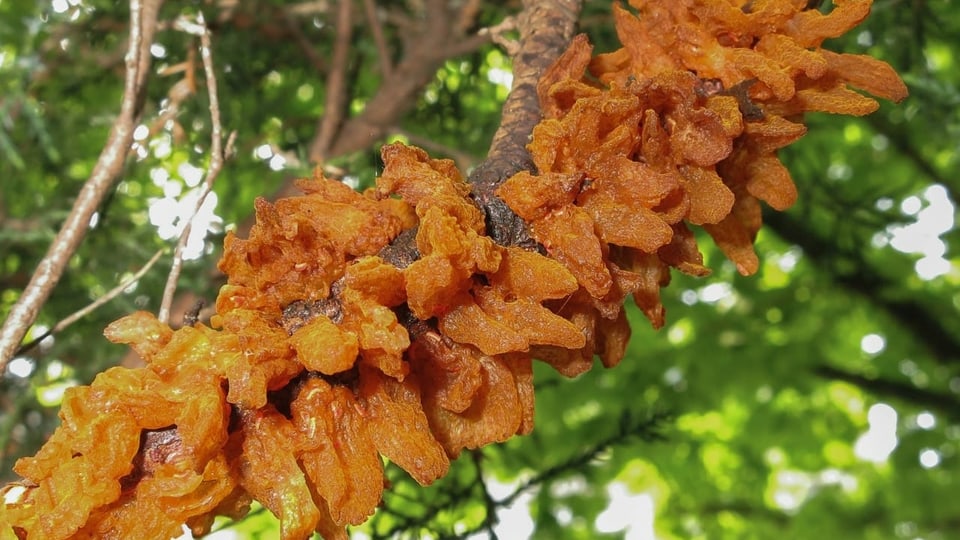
[1,0,958,538]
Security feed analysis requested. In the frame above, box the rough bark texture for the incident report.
[370,0,582,271]
[470,0,582,247]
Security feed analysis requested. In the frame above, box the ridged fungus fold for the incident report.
[1,1,905,538]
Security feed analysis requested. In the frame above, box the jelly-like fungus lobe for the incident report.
[1,2,905,538]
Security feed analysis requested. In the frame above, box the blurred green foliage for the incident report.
[1,0,958,539]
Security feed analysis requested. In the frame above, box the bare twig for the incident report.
[140,47,197,147]
[470,450,502,540]
[15,249,166,357]
[323,0,488,158]
[159,14,235,324]
[0,0,163,373]
[315,0,547,160]
[489,411,668,512]
[372,409,670,539]
[363,0,392,80]
[814,364,960,420]
[456,0,483,33]
[308,0,353,163]
[280,6,329,74]
[479,16,519,56]
[442,29,498,59]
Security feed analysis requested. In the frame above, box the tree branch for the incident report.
[280,5,329,74]
[159,14,235,324]
[455,410,670,538]
[469,0,582,246]
[363,0,392,80]
[813,364,960,420]
[308,0,353,163]
[323,0,491,158]
[765,211,960,367]
[16,249,166,356]
[865,115,960,205]
[0,0,163,372]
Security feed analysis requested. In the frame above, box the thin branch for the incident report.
[280,5,329,74]
[864,114,960,204]
[323,0,578,167]
[324,0,482,158]
[479,16,519,56]
[438,30,495,60]
[140,47,197,147]
[159,14,235,324]
[456,0,483,34]
[285,1,333,18]
[470,450,502,540]
[0,0,163,373]
[363,0,392,80]
[308,0,353,163]
[372,411,668,539]
[497,411,668,510]
[373,469,479,539]
[765,210,960,366]
[697,500,791,524]
[15,249,166,357]
[813,364,960,420]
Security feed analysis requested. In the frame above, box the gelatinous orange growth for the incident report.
[500,0,906,330]
[2,2,905,538]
